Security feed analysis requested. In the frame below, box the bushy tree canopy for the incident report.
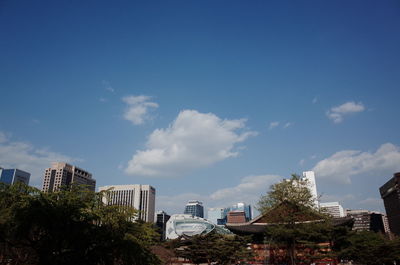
[0,183,160,265]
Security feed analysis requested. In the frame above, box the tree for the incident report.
[172,232,253,265]
[0,182,160,265]
[337,231,400,265]
[258,174,331,265]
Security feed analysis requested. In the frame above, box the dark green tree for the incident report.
[337,231,400,265]
[258,174,332,265]
[0,182,160,265]
[173,232,253,265]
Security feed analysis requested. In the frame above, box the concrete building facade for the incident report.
[346,209,386,233]
[184,200,204,218]
[156,211,170,240]
[302,171,319,208]
[42,162,95,192]
[379,172,400,235]
[320,202,345,218]
[99,184,156,223]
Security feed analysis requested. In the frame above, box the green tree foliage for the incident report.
[0,183,160,265]
[337,231,400,265]
[172,232,253,265]
[258,174,332,265]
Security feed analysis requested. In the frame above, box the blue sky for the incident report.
[1,0,400,216]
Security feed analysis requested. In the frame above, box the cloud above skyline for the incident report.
[268,121,279,130]
[122,95,159,125]
[0,132,77,186]
[313,143,400,184]
[125,110,257,177]
[326,101,365,123]
[157,174,281,216]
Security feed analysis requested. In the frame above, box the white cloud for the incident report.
[0,132,7,143]
[210,174,281,204]
[283,122,293,128]
[268,121,279,130]
[125,110,257,177]
[326,101,365,123]
[122,95,159,125]
[313,143,400,184]
[157,174,281,216]
[102,80,115,93]
[312,97,318,104]
[0,132,78,186]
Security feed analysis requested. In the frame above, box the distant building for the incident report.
[379,172,400,235]
[207,207,227,225]
[0,168,30,185]
[99,184,156,223]
[42,162,95,192]
[207,203,252,225]
[230,202,252,221]
[165,214,231,240]
[184,200,204,218]
[320,202,345,218]
[346,209,386,233]
[302,171,319,208]
[227,211,247,224]
[156,211,170,240]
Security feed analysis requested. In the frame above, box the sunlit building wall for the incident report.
[99,184,155,223]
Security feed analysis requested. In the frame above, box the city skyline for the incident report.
[1,1,400,215]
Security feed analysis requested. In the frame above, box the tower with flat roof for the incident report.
[42,162,95,192]
[99,184,156,223]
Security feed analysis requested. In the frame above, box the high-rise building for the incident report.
[320,202,345,218]
[346,209,386,233]
[99,184,156,223]
[184,200,204,218]
[230,202,252,221]
[207,207,227,225]
[302,171,319,208]
[379,172,400,235]
[0,168,30,185]
[42,162,95,192]
[156,211,170,240]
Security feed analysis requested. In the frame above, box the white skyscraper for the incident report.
[302,171,319,208]
[320,202,345,218]
[99,184,156,223]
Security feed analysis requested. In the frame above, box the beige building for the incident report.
[42,162,96,192]
[99,184,156,223]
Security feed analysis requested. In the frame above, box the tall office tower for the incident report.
[99,184,156,223]
[230,202,252,221]
[156,211,170,240]
[0,168,30,185]
[379,172,400,235]
[184,200,204,218]
[42,162,95,192]
[320,202,345,218]
[302,171,319,208]
[208,207,227,225]
[346,209,386,233]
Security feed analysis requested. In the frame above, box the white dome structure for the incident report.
[165,214,230,240]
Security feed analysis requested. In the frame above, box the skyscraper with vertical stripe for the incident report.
[99,184,156,223]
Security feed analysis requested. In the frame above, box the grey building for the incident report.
[42,162,96,192]
[0,168,30,185]
[184,200,204,218]
[156,211,170,240]
[346,209,386,233]
[379,172,400,235]
[99,184,156,223]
